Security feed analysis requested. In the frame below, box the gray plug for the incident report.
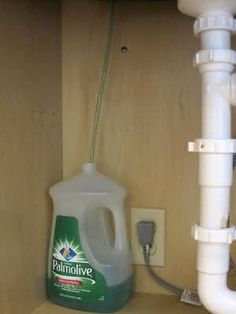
[137,221,156,247]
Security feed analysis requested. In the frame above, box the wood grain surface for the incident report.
[0,1,62,313]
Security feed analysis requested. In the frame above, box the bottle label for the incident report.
[49,215,108,303]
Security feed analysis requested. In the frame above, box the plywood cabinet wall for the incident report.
[0,1,62,314]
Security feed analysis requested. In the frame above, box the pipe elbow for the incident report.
[199,273,236,314]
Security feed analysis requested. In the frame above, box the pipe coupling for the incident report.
[194,49,236,67]
[194,15,236,36]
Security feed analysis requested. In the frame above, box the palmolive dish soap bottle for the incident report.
[48,163,133,312]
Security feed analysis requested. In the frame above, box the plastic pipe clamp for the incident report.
[188,139,236,154]
[192,224,236,244]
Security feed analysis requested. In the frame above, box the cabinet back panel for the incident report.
[62,0,236,295]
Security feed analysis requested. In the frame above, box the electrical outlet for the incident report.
[131,208,165,267]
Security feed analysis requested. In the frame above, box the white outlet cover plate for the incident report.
[131,208,165,267]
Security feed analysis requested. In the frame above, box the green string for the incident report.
[88,1,115,163]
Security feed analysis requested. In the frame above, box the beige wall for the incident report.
[62,0,236,295]
[0,1,62,314]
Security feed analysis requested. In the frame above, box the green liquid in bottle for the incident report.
[48,276,133,313]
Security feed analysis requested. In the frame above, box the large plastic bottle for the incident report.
[47,163,133,313]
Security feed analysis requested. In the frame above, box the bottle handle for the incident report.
[108,202,128,251]
[79,201,128,267]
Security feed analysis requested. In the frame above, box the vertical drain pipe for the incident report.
[178,1,236,313]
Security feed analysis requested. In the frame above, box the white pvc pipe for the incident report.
[201,31,231,50]
[199,273,236,314]
[200,68,232,139]
[197,15,236,314]
[198,243,230,276]
[200,187,231,229]
[177,1,236,313]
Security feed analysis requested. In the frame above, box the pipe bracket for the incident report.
[188,139,236,154]
[194,15,236,36]
[192,224,236,244]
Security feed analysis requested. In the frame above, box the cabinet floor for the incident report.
[31,293,209,314]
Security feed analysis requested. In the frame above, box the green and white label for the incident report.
[49,215,108,303]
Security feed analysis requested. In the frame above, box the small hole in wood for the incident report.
[121,46,128,53]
